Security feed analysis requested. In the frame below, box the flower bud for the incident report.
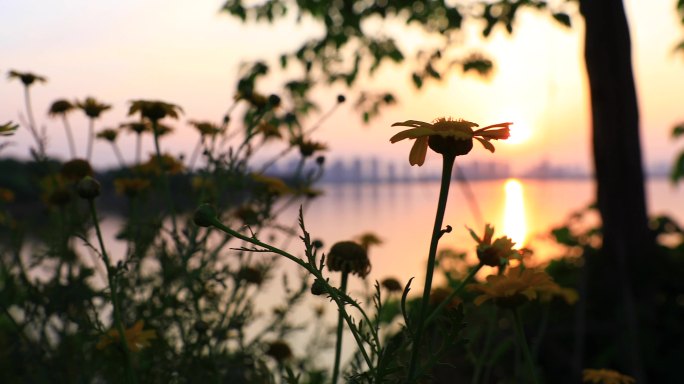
[193,203,217,227]
[310,278,326,296]
[77,176,101,200]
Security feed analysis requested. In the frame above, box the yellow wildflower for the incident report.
[390,117,511,166]
[292,137,327,157]
[582,368,635,384]
[468,224,519,267]
[48,99,74,116]
[8,70,47,86]
[356,232,383,252]
[96,128,119,142]
[76,97,111,118]
[96,320,156,352]
[114,178,151,198]
[189,120,223,137]
[251,173,292,195]
[136,154,184,175]
[468,266,561,308]
[129,100,183,121]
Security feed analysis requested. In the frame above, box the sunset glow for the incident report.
[503,178,528,247]
[506,122,533,144]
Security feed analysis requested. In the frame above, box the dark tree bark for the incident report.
[579,0,655,382]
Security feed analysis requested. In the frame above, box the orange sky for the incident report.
[2,0,683,174]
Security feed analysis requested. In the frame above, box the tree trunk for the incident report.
[579,0,655,382]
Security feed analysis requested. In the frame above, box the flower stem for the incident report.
[332,271,349,384]
[61,116,77,158]
[86,118,95,162]
[22,86,45,158]
[151,120,178,236]
[208,218,374,370]
[88,199,137,384]
[512,308,538,384]
[407,153,456,382]
[424,262,483,326]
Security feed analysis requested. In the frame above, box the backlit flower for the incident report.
[114,178,151,198]
[356,232,383,252]
[582,369,635,384]
[189,120,223,137]
[120,121,151,135]
[96,320,156,352]
[467,266,561,308]
[251,173,292,196]
[76,97,111,118]
[468,224,519,267]
[48,99,74,116]
[8,70,46,86]
[96,128,119,142]
[135,154,184,175]
[327,241,371,278]
[129,100,183,121]
[390,117,511,166]
[292,137,327,157]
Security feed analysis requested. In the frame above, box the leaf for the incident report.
[670,151,684,184]
[672,123,684,138]
[552,13,572,28]
[411,72,423,89]
[462,56,493,76]
[401,277,414,334]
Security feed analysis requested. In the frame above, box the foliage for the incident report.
[220,0,575,120]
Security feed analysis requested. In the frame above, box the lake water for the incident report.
[276,177,684,288]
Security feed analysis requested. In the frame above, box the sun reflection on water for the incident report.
[503,178,527,247]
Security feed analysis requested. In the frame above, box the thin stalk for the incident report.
[110,142,126,168]
[209,219,374,370]
[86,118,95,161]
[135,133,142,165]
[61,115,77,158]
[188,136,204,171]
[512,308,538,384]
[424,262,483,326]
[88,199,137,384]
[22,86,45,158]
[471,307,498,384]
[407,153,456,382]
[151,120,179,236]
[332,271,349,384]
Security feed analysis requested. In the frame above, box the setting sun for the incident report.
[507,123,533,144]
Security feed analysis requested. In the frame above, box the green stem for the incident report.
[111,142,126,168]
[151,120,178,236]
[209,218,374,370]
[61,116,77,158]
[332,271,349,384]
[512,308,538,384]
[88,199,137,384]
[86,118,95,162]
[424,262,483,326]
[23,86,45,158]
[471,307,498,384]
[407,153,456,382]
